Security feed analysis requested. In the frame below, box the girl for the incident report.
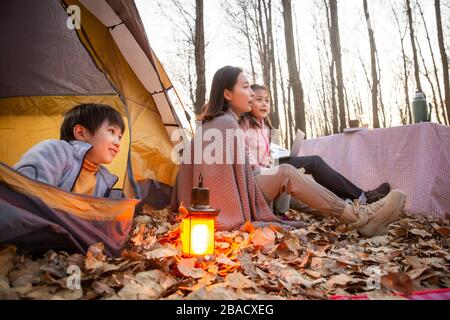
[171,66,406,237]
[240,84,390,205]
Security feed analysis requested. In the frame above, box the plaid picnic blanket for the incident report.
[330,288,450,300]
[295,123,450,218]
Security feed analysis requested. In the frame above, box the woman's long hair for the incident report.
[200,66,243,122]
[239,84,273,131]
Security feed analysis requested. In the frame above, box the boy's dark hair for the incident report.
[60,103,125,141]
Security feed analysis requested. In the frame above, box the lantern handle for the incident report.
[198,174,203,188]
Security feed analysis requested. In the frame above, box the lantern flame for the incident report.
[181,217,216,256]
[191,224,209,255]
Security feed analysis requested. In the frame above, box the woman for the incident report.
[171,66,406,237]
[239,84,390,204]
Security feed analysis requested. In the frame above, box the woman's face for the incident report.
[225,73,254,116]
[250,88,270,120]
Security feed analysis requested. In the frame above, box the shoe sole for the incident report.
[359,189,407,237]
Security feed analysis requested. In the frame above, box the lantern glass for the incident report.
[181,216,215,256]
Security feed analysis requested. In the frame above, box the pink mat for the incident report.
[294,123,450,218]
[330,288,450,300]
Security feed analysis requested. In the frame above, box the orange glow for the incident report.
[181,216,215,256]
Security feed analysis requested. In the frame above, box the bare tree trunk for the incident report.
[330,62,339,133]
[375,49,387,127]
[363,0,380,128]
[282,0,306,135]
[314,3,332,135]
[324,0,339,134]
[243,7,257,83]
[351,71,364,121]
[194,0,205,115]
[314,15,331,136]
[225,0,282,127]
[264,0,280,129]
[416,34,442,124]
[276,47,289,147]
[222,1,258,85]
[398,103,408,125]
[359,49,386,128]
[406,0,423,92]
[308,108,313,138]
[316,85,329,136]
[329,0,346,132]
[287,87,294,147]
[254,0,271,93]
[344,86,351,121]
[187,53,196,109]
[284,101,290,147]
[253,0,279,128]
[435,0,450,124]
[393,6,412,124]
[417,1,445,124]
[318,53,331,136]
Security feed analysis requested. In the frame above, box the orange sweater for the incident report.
[72,159,99,196]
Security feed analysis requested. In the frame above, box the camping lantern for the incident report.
[180,175,220,257]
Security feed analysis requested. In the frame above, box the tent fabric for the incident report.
[0,0,191,190]
[78,0,183,131]
[0,0,115,98]
[0,0,191,255]
[0,162,138,256]
[0,95,130,189]
[63,0,180,187]
[0,95,125,116]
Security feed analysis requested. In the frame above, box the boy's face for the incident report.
[81,121,123,165]
[250,89,270,120]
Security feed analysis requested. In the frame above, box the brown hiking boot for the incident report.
[365,182,390,204]
[349,189,406,237]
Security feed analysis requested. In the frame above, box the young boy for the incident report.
[14,103,125,198]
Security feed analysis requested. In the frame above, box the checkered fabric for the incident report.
[294,123,450,218]
[330,288,450,300]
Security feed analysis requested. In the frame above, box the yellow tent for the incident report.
[0,0,192,201]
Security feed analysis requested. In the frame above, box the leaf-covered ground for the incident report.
[1,206,449,300]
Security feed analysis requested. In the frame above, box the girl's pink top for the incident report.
[239,117,273,170]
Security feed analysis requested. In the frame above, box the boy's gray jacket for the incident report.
[14,139,119,198]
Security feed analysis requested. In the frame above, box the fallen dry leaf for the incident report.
[225,271,255,289]
[303,269,322,279]
[215,254,239,267]
[242,221,256,234]
[327,274,363,287]
[404,256,425,269]
[251,227,276,251]
[409,229,432,238]
[176,204,189,221]
[407,267,428,280]
[145,245,179,260]
[381,272,413,295]
[2,205,448,300]
[118,270,176,300]
[237,252,258,279]
[85,243,106,271]
[435,226,450,237]
[0,246,16,277]
[283,232,302,255]
[280,266,314,289]
[177,258,204,279]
